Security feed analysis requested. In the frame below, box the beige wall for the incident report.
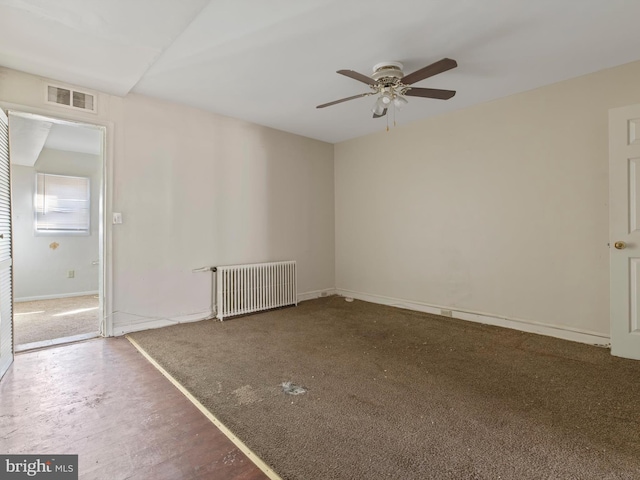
[7,59,640,339]
[336,60,640,338]
[0,67,335,333]
[113,94,335,330]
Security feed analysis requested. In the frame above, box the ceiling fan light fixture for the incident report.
[373,98,386,115]
[393,95,408,110]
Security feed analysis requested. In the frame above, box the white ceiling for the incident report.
[44,123,102,156]
[9,113,102,166]
[8,114,52,166]
[0,0,209,95]
[1,0,640,143]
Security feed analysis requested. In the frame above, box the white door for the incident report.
[610,103,640,360]
[0,108,13,379]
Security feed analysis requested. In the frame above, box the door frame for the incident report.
[0,108,13,379]
[1,102,114,340]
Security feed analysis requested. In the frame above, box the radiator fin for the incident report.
[216,261,297,320]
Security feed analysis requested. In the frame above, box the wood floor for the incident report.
[0,338,270,480]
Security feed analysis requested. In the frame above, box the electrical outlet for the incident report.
[67,270,75,278]
[440,309,452,317]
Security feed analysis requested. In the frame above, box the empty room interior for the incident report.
[0,1,639,479]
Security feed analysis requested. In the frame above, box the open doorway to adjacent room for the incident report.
[9,112,104,351]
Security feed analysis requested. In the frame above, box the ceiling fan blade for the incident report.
[405,87,456,100]
[373,108,387,119]
[337,69,378,86]
[401,58,457,85]
[316,93,371,109]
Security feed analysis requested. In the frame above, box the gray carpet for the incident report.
[14,295,99,346]
[129,296,640,480]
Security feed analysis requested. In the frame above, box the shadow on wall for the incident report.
[111,96,334,331]
[211,122,335,295]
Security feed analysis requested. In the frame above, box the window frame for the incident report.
[34,172,91,237]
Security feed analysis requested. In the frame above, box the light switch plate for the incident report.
[113,212,123,224]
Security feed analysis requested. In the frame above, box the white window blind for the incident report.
[35,173,90,233]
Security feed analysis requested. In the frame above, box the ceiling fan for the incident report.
[316,58,457,118]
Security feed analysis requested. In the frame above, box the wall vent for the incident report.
[45,84,97,113]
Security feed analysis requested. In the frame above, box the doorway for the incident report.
[8,112,105,351]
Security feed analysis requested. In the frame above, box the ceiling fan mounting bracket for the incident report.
[371,61,404,85]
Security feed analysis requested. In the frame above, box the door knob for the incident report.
[614,241,627,250]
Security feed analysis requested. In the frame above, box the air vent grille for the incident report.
[46,85,96,113]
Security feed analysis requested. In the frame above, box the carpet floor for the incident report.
[14,295,99,346]
[129,296,640,480]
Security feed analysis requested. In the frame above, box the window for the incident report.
[35,173,90,234]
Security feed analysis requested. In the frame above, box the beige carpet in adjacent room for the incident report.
[14,295,99,346]
[129,296,640,480]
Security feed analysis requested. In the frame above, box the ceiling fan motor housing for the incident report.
[371,61,404,86]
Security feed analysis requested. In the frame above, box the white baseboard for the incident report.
[113,289,337,337]
[16,332,100,353]
[15,291,99,303]
[298,288,336,302]
[336,289,610,347]
[112,310,212,336]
